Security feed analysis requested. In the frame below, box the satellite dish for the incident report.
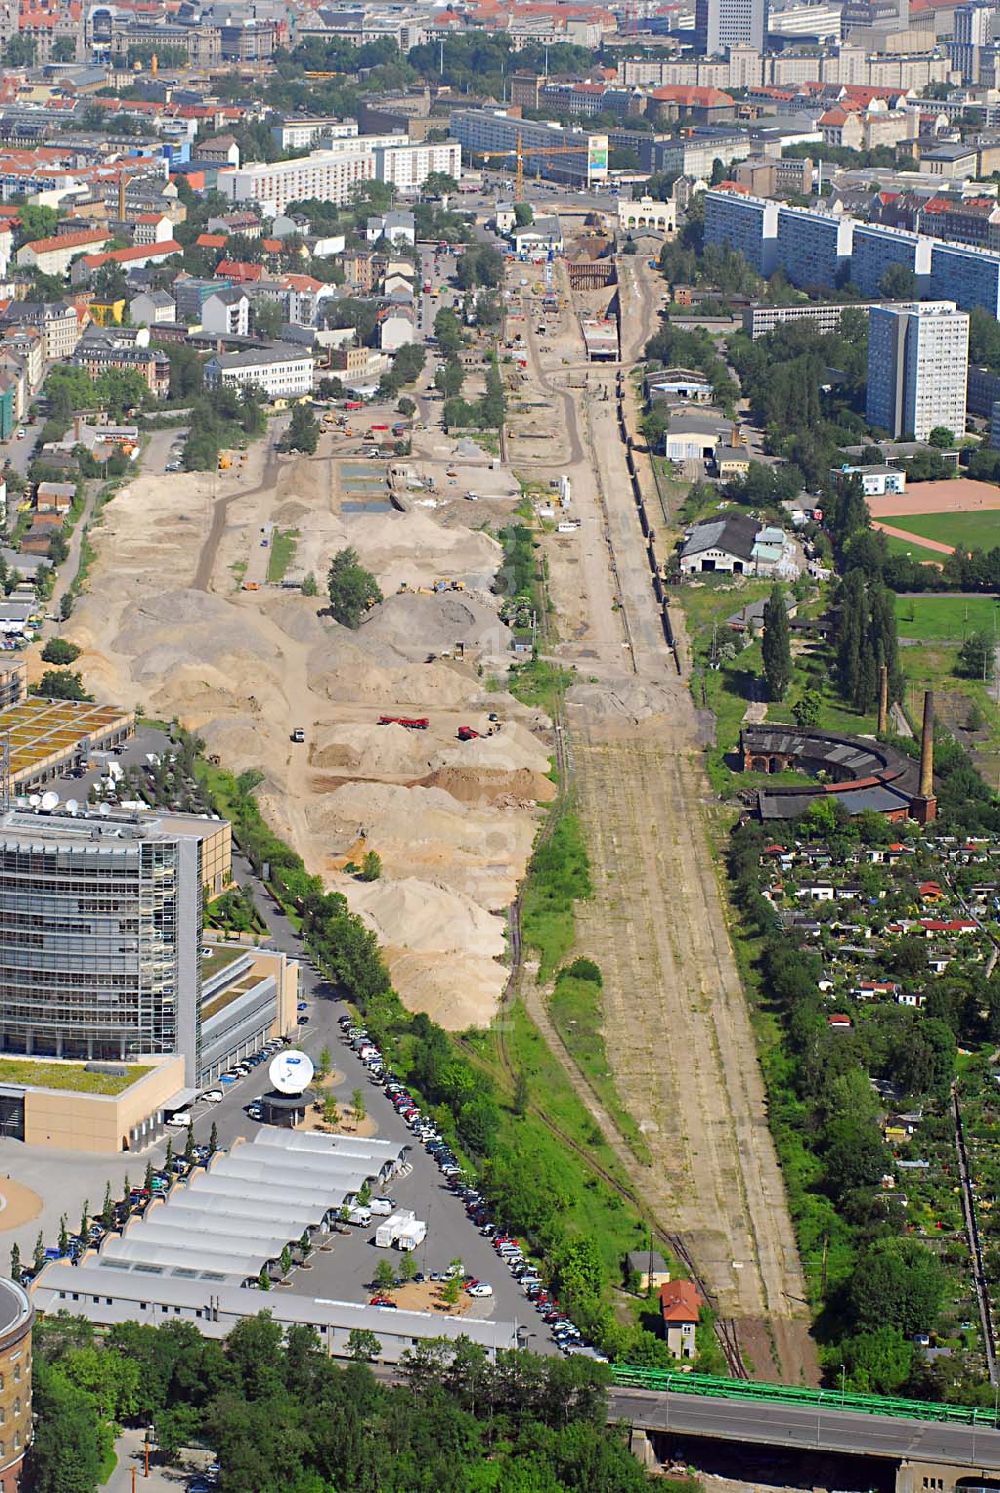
[28,794,41,808]
[65,799,79,815]
[269,1049,314,1095]
[40,791,59,812]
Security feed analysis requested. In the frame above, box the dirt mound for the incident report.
[310,722,431,777]
[431,720,553,775]
[361,590,506,660]
[348,876,506,958]
[422,765,557,805]
[566,677,681,725]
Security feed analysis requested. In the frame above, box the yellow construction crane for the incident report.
[479,130,596,202]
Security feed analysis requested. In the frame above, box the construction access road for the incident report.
[506,249,815,1383]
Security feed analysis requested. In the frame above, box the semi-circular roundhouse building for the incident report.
[0,1278,33,1491]
[739,718,931,824]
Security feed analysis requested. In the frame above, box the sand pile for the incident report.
[566,677,681,724]
[360,591,506,661]
[421,765,557,806]
[72,448,549,1028]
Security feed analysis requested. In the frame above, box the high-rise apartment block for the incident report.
[851,223,933,297]
[704,190,778,273]
[866,301,969,440]
[694,0,767,58]
[775,204,855,289]
[951,3,992,82]
[929,241,1000,317]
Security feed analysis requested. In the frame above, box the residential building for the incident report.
[449,110,608,187]
[989,398,1000,449]
[916,196,1000,253]
[218,140,461,215]
[15,227,107,277]
[776,203,855,289]
[380,307,416,352]
[694,0,767,57]
[930,241,1000,317]
[0,330,42,393]
[71,342,170,399]
[919,143,980,178]
[0,1279,32,1491]
[366,210,415,247]
[648,86,736,125]
[851,222,933,296]
[173,277,234,323]
[128,290,176,326]
[131,212,175,247]
[967,364,1000,417]
[204,344,314,401]
[0,301,79,360]
[950,4,991,83]
[271,116,359,152]
[743,299,884,337]
[733,156,813,195]
[704,189,779,274]
[659,1280,704,1358]
[626,1250,672,1292]
[201,288,251,338]
[866,300,969,440]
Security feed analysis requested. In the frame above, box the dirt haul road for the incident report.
[508,250,813,1381]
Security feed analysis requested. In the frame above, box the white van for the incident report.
[200,1090,223,1105]
[348,1206,372,1226]
[166,1111,192,1128]
[370,1198,393,1216]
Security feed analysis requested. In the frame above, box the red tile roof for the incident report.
[659,1280,704,1322]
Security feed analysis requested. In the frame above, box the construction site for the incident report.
[67,211,814,1382]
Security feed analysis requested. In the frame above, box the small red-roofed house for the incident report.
[659,1280,704,1358]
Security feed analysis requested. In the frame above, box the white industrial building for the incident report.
[204,344,314,401]
[866,300,969,441]
[30,1129,521,1362]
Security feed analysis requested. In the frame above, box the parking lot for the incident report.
[0,847,568,1355]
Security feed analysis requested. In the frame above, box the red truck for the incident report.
[379,716,429,730]
[457,726,481,741]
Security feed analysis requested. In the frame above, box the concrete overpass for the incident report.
[609,1387,1000,1491]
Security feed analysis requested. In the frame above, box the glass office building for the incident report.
[0,808,204,1079]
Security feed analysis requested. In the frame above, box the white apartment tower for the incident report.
[951,4,991,82]
[866,301,969,441]
[695,0,767,56]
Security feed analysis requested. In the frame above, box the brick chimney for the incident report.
[912,689,937,824]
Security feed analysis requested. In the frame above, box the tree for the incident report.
[33,1231,44,1273]
[164,1138,174,1170]
[285,402,319,455]
[878,263,917,299]
[792,689,822,729]
[351,1087,366,1127]
[440,1271,464,1307]
[301,572,318,597]
[435,355,465,401]
[347,1327,382,1361]
[252,300,284,339]
[761,585,792,701]
[927,425,955,449]
[34,670,91,702]
[513,1070,529,1117]
[41,638,80,665]
[58,1214,69,1255]
[209,1121,219,1154]
[423,171,459,198]
[280,1244,293,1277]
[397,395,416,417]
[299,1229,312,1260]
[850,1238,946,1338]
[357,1179,372,1207]
[102,1181,115,1231]
[958,631,994,681]
[358,850,382,882]
[374,1259,397,1294]
[326,547,382,628]
[30,1359,109,1493]
[823,1117,889,1203]
[80,1200,89,1244]
[842,1326,913,1395]
[317,1045,332,1080]
[258,1267,271,1291]
[399,1251,418,1282]
[184,1121,195,1159]
[513,202,533,227]
[9,1242,19,1278]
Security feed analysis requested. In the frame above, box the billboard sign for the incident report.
[588,135,609,181]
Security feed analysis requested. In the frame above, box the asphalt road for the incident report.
[609,1390,1000,1469]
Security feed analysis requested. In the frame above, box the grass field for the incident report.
[895,594,1000,641]
[883,532,945,560]
[884,510,1000,553]
[267,527,299,584]
[548,964,651,1163]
